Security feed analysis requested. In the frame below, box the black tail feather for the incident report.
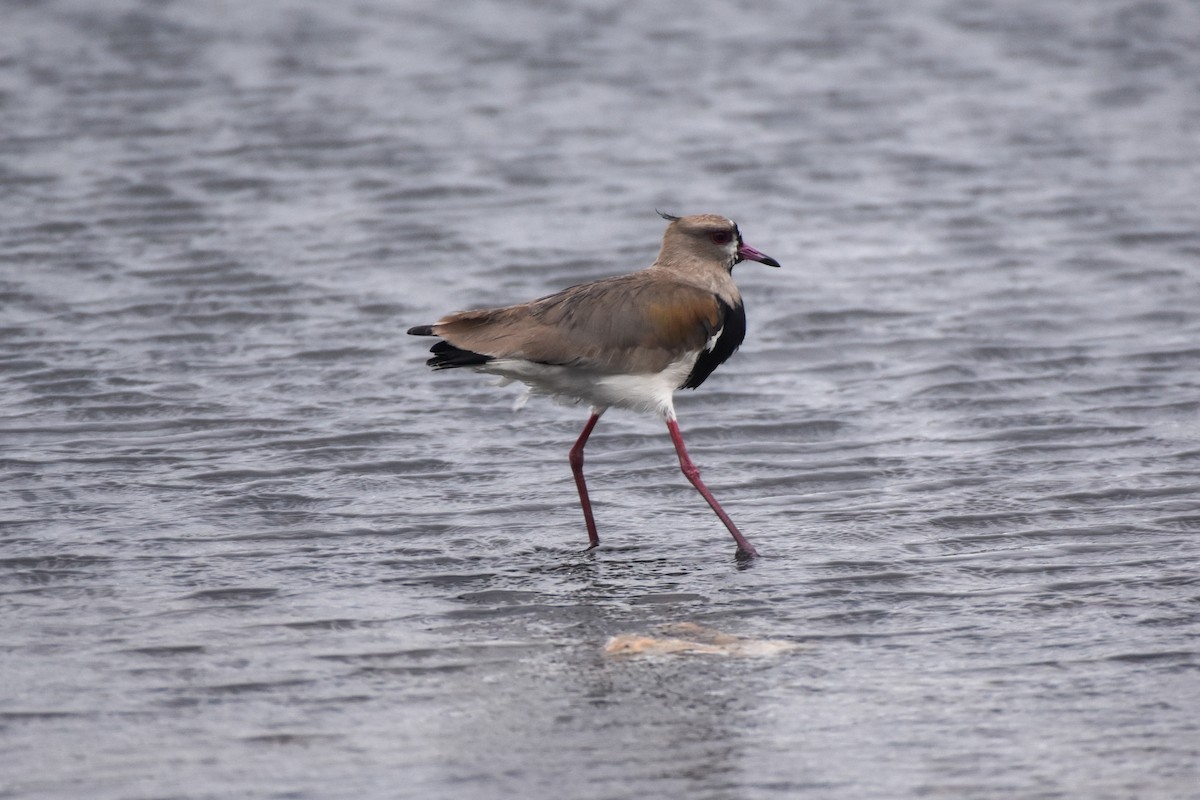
[426,339,493,370]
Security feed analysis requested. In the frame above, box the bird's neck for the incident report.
[649,259,741,305]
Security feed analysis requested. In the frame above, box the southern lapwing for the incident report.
[408,212,780,557]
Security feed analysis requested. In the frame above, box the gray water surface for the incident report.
[3,1,1200,798]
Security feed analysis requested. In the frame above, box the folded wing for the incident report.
[416,274,744,385]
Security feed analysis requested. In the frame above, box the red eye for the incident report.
[710,231,732,245]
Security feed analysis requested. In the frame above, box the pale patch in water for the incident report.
[603,622,800,658]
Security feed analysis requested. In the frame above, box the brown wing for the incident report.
[429,274,726,374]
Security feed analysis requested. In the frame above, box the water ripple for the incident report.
[3,1,1199,799]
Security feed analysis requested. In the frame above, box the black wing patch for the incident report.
[682,298,746,389]
[425,339,493,370]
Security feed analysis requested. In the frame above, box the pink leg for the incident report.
[666,418,759,557]
[569,410,604,549]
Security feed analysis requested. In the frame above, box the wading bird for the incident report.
[408,212,780,557]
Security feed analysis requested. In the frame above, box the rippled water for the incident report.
[3,1,1199,798]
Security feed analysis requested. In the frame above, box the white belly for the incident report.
[478,353,699,418]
